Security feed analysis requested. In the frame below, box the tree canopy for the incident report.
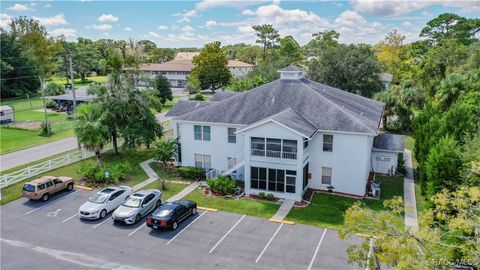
[189,41,231,91]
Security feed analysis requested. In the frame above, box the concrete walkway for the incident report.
[403,149,419,229]
[134,158,201,201]
[0,137,78,172]
[271,199,296,221]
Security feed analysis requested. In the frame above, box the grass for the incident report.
[141,181,189,201]
[0,148,155,206]
[286,176,404,230]
[0,94,74,154]
[185,189,280,219]
[47,76,108,87]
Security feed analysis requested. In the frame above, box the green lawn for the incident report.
[185,189,280,219]
[47,76,108,87]
[0,148,155,205]
[286,176,404,230]
[141,181,189,201]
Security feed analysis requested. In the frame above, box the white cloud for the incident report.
[98,14,118,22]
[334,10,384,43]
[182,25,194,32]
[44,4,52,8]
[158,25,168,30]
[173,9,197,23]
[241,9,256,16]
[33,13,67,26]
[88,24,112,31]
[352,0,480,16]
[0,13,12,28]
[124,27,132,31]
[402,21,415,29]
[205,20,217,28]
[149,31,161,38]
[7,3,33,12]
[50,28,76,38]
[196,0,267,11]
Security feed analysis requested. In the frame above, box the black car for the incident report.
[146,200,197,230]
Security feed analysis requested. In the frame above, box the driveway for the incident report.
[0,137,78,172]
[1,189,361,270]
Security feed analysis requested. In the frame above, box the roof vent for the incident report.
[278,66,304,80]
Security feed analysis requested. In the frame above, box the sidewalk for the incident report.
[0,137,78,172]
[403,149,419,229]
[271,199,295,221]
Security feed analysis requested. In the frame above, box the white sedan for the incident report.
[79,186,133,220]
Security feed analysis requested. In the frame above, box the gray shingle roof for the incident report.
[165,100,213,117]
[209,91,239,102]
[172,78,385,135]
[45,87,95,102]
[270,108,317,137]
[373,134,405,152]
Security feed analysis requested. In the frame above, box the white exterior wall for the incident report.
[0,107,14,123]
[371,150,399,174]
[242,121,305,201]
[229,67,252,77]
[174,120,245,173]
[307,132,373,196]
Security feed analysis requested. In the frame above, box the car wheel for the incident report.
[172,221,178,230]
[155,200,161,208]
[66,183,74,191]
[99,209,107,219]
[135,214,141,224]
[192,207,197,216]
[41,193,49,202]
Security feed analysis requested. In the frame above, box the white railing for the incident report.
[0,149,91,189]
[251,149,297,160]
[206,168,220,180]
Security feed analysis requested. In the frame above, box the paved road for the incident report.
[0,137,78,172]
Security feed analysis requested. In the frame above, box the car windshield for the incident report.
[89,193,108,204]
[155,209,172,218]
[122,197,141,208]
[23,184,35,192]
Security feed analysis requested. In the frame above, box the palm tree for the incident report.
[74,104,110,163]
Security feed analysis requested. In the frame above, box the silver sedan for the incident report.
[112,189,162,224]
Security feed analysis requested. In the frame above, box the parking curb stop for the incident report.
[269,218,295,225]
[75,185,93,191]
[197,206,218,212]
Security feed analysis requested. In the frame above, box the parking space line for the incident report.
[167,211,207,245]
[307,228,327,270]
[92,217,111,229]
[208,214,246,254]
[24,190,80,215]
[128,223,146,237]
[255,223,283,263]
[61,213,79,223]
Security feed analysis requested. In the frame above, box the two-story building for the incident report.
[166,66,403,201]
[138,59,254,88]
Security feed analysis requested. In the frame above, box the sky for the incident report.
[1,0,479,47]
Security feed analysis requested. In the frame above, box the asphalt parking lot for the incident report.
[1,188,362,270]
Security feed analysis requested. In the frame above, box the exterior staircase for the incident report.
[206,151,245,180]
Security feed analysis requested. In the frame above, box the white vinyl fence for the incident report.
[0,149,93,189]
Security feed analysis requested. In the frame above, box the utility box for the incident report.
[0,105,14,124]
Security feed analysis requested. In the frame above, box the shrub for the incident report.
[45,100,59,110]
[38,122,53,136]
[207,175,236,195]
[178,166,205,180]
[191,93,205,101]
[78,162,130,185]
[397,153,406,175]
[258,192,266,199]
[266,193,275,201]
[44,82,66,96]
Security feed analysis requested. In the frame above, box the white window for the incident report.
[323,134,333,152]
[194,125,211,141]
[321,167,332,185]
[228,128,236,143]
[227,157,237,169]
[194,154,211,169]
